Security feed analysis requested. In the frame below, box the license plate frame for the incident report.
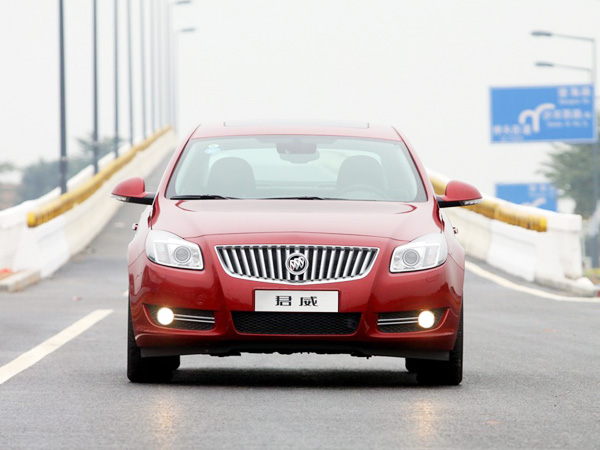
[254,290,339,312]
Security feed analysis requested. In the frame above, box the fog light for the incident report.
[156,307,175,326]
[418,310,435,329]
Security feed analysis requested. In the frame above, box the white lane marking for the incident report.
[466,261,599,303]
[0,309,114,386]
[122,290,128,297]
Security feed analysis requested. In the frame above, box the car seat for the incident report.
[206,157,256,198]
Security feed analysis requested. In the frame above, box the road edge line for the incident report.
[0,309,114,386]
[465,261,598,303]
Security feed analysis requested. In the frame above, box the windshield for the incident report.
[166,135,427,202]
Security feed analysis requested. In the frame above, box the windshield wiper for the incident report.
[171,195,334,200]
[265,196,330,200]
[170,194,236,200]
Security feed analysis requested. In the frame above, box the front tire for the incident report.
[413,308,463,386]
[127,303,178,382]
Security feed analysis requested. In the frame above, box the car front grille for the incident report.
[232,312,361,335]
[377,308,446,333]
[215,245,378,284]
[146,304,215,331]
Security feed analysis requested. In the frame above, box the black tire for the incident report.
[415,308,463,386]
[164,356,181,371]
[405,358,422,373]
[127,303,177,383]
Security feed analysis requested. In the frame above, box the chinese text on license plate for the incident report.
[255,290,339,312]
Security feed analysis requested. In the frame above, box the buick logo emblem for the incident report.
[286,253,309,276]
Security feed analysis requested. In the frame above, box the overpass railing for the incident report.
[0,128,176,281]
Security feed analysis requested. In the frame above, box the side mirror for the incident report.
[437,180,482,208]
[111,177,156,205]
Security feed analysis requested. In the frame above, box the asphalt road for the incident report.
[1,168,599,449]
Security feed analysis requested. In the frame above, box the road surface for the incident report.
[1,166,599,449]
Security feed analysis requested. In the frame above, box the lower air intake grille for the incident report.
[232,312,361,335]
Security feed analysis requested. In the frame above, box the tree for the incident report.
[16,133,121,203]
[0,162,15,173]
[540,142,597,218]
[17,157,89,202]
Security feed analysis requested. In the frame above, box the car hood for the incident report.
[152,199,440,242]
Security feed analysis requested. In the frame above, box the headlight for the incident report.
[390,233,448,273]
[145,230,204,270]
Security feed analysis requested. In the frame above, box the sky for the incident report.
[1,0,599,198]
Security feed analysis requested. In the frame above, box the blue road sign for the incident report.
[496,182,558,212]
[490,85,596,143]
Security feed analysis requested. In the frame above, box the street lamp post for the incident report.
[127,0,134,147]
[157,0,164,128]
[114,0,120,157]
[140,0,147,140]
[166,4,173,128]
[92,0,99,174]
[535,61,593,74]
[532,30,599,267]
[150,0,156,133]
[58,0,68,194]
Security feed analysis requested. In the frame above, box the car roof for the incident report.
[189,120,403,141]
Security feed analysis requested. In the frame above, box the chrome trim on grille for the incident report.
[377,317,418,326]
[215,245,379,284]
[174,314,215,324]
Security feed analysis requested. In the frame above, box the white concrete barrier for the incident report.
[430,170,593,296]
[0,130,176,279]
[0,144,592,296]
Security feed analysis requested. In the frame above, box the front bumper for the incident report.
[128,238,464,361]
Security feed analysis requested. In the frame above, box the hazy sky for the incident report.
[1,0,598,196]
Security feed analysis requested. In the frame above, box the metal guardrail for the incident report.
[430,176,548,232]
[27,127,171,228]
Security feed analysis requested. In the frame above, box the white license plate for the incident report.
[255,290,339,312]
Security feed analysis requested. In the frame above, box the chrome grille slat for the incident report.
[288,247,293,280]
[215,245,379,285]
[326,248,337,280]
[220,248,234,272]
[240,247,251,276]
[310,247,318,280]
[302,247,309,281]
[246,248,257,277]
[334,249,345,279]
[351,251,364,277]
[267,247,275,279]
[231,249,243,274]
[342,249,354,278]
[277,247,283,280]
[360,250,374,274]
[318,248,327,280]
[257,249,264,277]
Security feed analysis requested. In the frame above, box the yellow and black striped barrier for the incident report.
[430,176,548,232]
[27,127,171,228]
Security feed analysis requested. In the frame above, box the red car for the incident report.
[112,121,481,385]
